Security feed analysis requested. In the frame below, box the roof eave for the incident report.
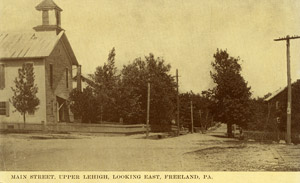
[0,56,46,61]
[35,0,63,11]
[61,33,79,66]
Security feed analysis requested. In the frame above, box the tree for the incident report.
[210,49,251,137]
[116,63,143,123]
[145,54,177,131]
[11,63,40,125]
[69,87,98,123]
[119,53,177,131]
[91,47,120,122]
[248,97,269,131]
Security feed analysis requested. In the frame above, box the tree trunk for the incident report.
[227,122,233,138]
[23,113,26,129]
[205,110,209,127]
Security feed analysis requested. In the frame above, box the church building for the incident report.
[0,0,80,124]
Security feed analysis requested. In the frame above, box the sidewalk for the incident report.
[272,145,300,170]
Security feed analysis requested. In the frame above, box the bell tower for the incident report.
[33,0,63,34]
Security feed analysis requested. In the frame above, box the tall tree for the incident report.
[11,63,40,125]
[117,62,143,123]
[146,54,177,131]
[210,49,251,137]
[91,47,120,122]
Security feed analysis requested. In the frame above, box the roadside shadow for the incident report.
[134,133,173,140]
[185,145,247,155]
[210,134,229,138]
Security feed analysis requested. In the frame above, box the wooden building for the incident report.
[265,80,300,132]
[0,0,80,124]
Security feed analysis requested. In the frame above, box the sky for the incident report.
[1,0,300,97]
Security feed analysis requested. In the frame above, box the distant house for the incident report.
[0,0,80,124]
[265,79,300,132]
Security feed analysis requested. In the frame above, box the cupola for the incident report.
[33,0,63,34]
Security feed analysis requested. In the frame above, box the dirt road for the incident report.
[0,124,299,171]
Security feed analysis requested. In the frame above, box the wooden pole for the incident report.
[191,101,194,133]
[286,37,292,144]
[146,82,150,138]
[176,69,180,136]
[274,35,300,144]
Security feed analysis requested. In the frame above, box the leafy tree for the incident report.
[210,49,251,137]
[198,91,215,130]
[246,93,272,132]
[119,54,177,131]
[116,63,143,123]
[11,63,40,125]
[91,47,120,122]
[69,87,98,123]
[248,97,269,131]
[145,54,177,131]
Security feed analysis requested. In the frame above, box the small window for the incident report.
[276,101,279,110]
[0,64,5,89]
[28,111,35,115]
[66,68,69,88]
[0,101,9,116]
[50,64,53,88]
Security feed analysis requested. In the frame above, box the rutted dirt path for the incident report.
[0,125,299,171]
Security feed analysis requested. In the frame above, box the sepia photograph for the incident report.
[0,0,300,174]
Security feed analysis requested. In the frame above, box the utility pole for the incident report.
[176,69,180,136]
[274,35,300,144]
[190,101,194,133]
[146,82,150,138]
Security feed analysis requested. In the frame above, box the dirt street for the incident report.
[0,124,299,171]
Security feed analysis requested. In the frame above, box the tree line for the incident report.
[12,47,281,136]
[69,48,254,135]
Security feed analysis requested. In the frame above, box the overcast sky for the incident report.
[1,0,300,97]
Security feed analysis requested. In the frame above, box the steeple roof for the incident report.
[36,0,62,11]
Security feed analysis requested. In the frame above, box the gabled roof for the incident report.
[265,87,285,102]
[0,31,78,65]
[265,80,300,102]
[36,0,62,11]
